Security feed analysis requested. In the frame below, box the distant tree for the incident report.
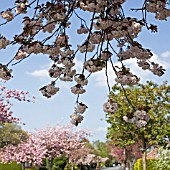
[92,140,115,167]
[109,145,125,164]
[109,142,142,169]
[106,81,170,170]
[93,140,110,158]
[68,142,95,168]
[0,123,28,148]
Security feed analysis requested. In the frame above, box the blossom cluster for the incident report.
[103,99,118,113]
[39,83,59,98]
[70,102,88,126]
[115,67,140,86]
[123,110,150,128]
[84,58,106,73]
[146,0,170,20]
[0,64,12,81]
[110,143,142,163]
[77,26,88,34]
[74,74,88,86]
[15,0,27,14]
[100,51,112,61]
[1,10,14,21]
[0,36,9,49]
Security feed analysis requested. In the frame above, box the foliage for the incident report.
[93,140,109,158]
[51,155,68,170]
[154,146,170,170]
[134,158,157,170]
[0,0,169,124]
[0,123,28,148]
[106,81,170,148]
[64,164,79,170]
[92,140,115,166]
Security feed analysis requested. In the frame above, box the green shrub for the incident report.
[64,163,79,170]
[52,155,68,170]
[38,166,48,170]
[134,158,157,170]
[0,162,22,170]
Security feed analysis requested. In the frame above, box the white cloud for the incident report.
[155,51,170,69]
[95,127,107,132]
[161,51,170,58]
[74,58,84,71]
[26,69,49,80]
[93,62,116,87]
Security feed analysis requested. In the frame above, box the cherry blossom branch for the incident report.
[0,0,37,27]
[110,58,136,111]
[105,61,111,92]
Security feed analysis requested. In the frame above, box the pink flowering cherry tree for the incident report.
[0,80,34,123]
[0,124,90,170]
[0,0,169,125]
[36,125,90,170]
[0,132,47,170]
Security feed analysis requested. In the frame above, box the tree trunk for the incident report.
[21,162,25,170]
[142,151,147,170]
[142,133,147,170]
[71,163,74,170]
[48,159,53,170]
[126,150,133,170]
[127,159,133,170]
[80,163,83,170]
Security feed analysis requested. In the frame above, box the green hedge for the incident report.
[0,162,40,170]
[0,162,22,170]
[134,158,157,170]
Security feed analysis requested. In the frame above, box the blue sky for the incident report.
[0,1,170,142]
